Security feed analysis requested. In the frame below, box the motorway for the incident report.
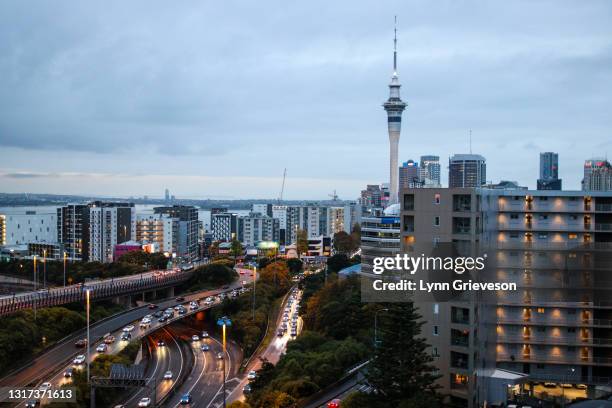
[227,286,304,404]
[0,279,247,406]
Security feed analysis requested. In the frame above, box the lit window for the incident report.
[537,308,545,314]
[434,194,441,204]
[434,304,439,314]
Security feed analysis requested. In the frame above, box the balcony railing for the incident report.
[595,203,612,212]
[594,223,612,231]
[497,317,612,327]
[497,354,612,366]
[497,335,612,346]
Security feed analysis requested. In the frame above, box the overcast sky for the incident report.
[1,1,611,199]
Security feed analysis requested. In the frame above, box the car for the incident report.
[576,384,588,390]
[138,397,152,407]
[121,332,132,341]
[201,331,209,338]
[178,308,186,315]
[157,339,166,347]
[277,329,284,337]
[113,405,126,408]
[176,296,185,302]
[174,305,182,311]
[191,334,199,342]
[158,316,168,323]
[75,339,87,348]
[64,367,74,378]
[561,383,573,388]
[327,399,341,408]
[201,344,210,351]
[38,382,52,392]
[96,344,107,353]
[163,370,173,380]
[148,303,158,309]
[217,352,223,359]
[243,384,252,394]
[104,335,115,344]
[247,370,257,380]
[123,325,135,332]
[73,354,86,365]
[153,311,163,318]
[179,393,192,405]
[24,400,39,408]
[543,382,556,388]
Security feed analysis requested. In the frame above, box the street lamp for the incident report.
[86,288,91,383]
[252,267,257,321]
[216,316,232,408]
[43,249,47,289]
[374,308,389,347]
[33,255,37,320]
[63,252,67,287]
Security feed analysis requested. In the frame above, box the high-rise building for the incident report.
[57,204,89,261]
[164,188,170,202]
[399,160,420,189]
[272,205,288,244]
[360,185,383,208]
[448,154,486,188]
[400,187,612,407]
[88,201,135,263]
[136,213,178,255]
[252,203,273,217]
[211,212,238,242]
[537,152,562,190]
[383,20,407,205]
[582,159,612,191]
[360,204,401,275]
[237,212,279,246]
[420,155,441,187]
[153,205,198,262]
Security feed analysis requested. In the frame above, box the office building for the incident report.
[0,207,58,246]
[88,202,135,263]
[537,152,562,190]
[237,212,280,246]
[153,205,199,262]
[448,154,487,188]
[211,212,238,242]
[420,155,442,187]
[399,160,421,189]
[383,22,407,205]
[360,185,383,208]
[582,159,612,191]
[400,187,612,407]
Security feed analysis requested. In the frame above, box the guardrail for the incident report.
[0,270,194,316]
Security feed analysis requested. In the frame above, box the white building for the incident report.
[136,213,178,255]
[0,206,58,246]
[88,202,135,263]
[237,213,279,246]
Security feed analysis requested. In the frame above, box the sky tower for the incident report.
[383,17,407,205]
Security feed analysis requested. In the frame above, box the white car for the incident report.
[201,331,209,338]
[247,370,257,380]
[123,325,135,332]
[38,382,52,392]
[96,344,107,353]
[217,352,224,360]
[138,397,152,407]
[73,354,86,365]
[163,371,173,380]
[191,335,199,342]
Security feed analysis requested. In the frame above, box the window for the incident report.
[537,364,546,369]
[510,214,519,219]
[510,233,519,239]
[539,215,548,220]
[569,233,578,240]
[434,194,441,205]
[537,307,545,313]
[433,325,439,336]
[434,303,439,314]
[432,347,439,357]
[434,216,440,226]
[567,328,576,333]
[537,327,546,333]
[540,196,549,201]
[570,215,578,220]
[538,233,548,239]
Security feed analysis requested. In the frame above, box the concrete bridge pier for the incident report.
[112,294,133,308]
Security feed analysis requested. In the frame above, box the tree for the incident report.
[333,231,353,254]
[296,229,308,257]
[350,223,361,252]
[208,241,220,258]
[286,258,303,275]
[230,239,243,263]
[365,303,441,406]
[260,261,291,294]
[326,253,351,273]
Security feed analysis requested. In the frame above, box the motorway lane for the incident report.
[226,286,303,404]
[123,328,187,408]
[162,322,241,408]
[0,280,247,405]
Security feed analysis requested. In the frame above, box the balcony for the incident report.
[595,203,612,212]
[497,354,612,366]
[594,223,612,231]
[496,335,612,347]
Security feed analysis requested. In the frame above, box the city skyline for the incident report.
[1,1,612,198]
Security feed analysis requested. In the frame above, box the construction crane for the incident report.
[328,190,339,201]
[278,168,287,203]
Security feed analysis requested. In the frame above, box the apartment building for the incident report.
[237,212,279,246]
[136,213,178,255]
[211,212,237,242]
[361,204,401,276]
[0,207,58,246]
[57,204,89,261]
[88,202,135,263]
[154,205,199,262]
[400,187,612,407]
